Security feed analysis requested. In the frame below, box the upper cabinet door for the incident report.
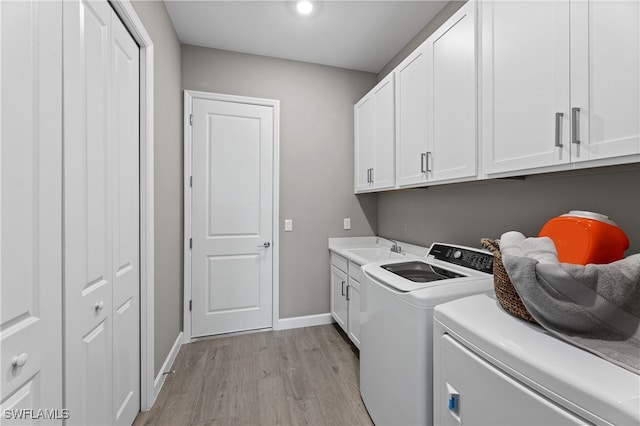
[372,75,396,190]
[482,0,571,175]
[396,44,429,187]
[354,74,396,193]
[570,0,640,162]
[354,96,376,192]
[426,0,477,183]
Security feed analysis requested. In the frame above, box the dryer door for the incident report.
[435,334,591,426]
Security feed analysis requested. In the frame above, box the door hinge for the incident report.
[189,300,192,311]
[189,238,192,249]
[189,114,193,125]
[189,176,192,187]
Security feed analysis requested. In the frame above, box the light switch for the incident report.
[284,219,293,232]
[344,218,351,230]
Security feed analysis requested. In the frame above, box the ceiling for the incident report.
[164,1,448,73]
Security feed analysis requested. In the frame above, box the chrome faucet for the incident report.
[378,236,402,254]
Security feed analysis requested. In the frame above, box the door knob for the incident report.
[258,242,271,248]
[94,301,105,311]
[11,353,28,368]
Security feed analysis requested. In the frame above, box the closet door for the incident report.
[64,0,141,423]
[111,12,141,426]
[63,0,114,424]
[1,0,64,419]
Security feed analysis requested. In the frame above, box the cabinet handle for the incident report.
[366,168,370,183]
[346,285,351,301]
[341,281,345,296]
[555,112,564,147]
[370,168,374,183]
[426,151,432,173]
[571,107,580,145]
[94,301,105,311]
[421,153,427,173]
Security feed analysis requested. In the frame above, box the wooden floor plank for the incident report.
[134,324,373,426]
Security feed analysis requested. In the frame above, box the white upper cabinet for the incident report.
[482,0,639,176]
[426,0,477,183]
[482,0,571,175]
[355,74,396,192]
[570,1,640,163]
[396,43,429,187]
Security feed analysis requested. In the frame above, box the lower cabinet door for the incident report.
[347,279,361,349]
[330,266,348,332]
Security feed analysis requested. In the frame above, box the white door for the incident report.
[354,95,376,192]
[371,76,396,190]
[482,0,571,174]
[1,0,64,418]
[111,12,140,426]
[396,44,429,187]
[330,266,348,332]
[191,97,275,337]
[64,0,114,423]
[64,0,140,424]
[570,0,640,162]
[427,0,477,183]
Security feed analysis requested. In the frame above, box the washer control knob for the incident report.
[453,250,462,259]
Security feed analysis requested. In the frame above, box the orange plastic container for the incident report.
[538,211,629,265]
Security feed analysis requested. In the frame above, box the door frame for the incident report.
[108,0,155,411]
[183,90,280,343]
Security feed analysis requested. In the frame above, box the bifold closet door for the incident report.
[1,0,64,416]
[63,0,140,424]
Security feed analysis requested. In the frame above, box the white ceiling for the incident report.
[164,1,448,73]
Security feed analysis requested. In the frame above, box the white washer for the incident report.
[360,243,494,426]
[433,293,640,426]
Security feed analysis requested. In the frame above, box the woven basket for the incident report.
[481,238,538,324]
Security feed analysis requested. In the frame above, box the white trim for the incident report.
[153,332,183,399]
[276,313,335,331]
[109,0,155,412]
[183,90,280,342]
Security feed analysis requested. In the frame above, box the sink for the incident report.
[343,247,406,262]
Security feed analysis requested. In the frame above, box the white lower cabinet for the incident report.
[330,265,349,331]
[346,278,361,348]
[329,253,362,348]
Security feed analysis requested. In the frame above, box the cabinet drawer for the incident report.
[330,252,348,273]
[349,261,362,283]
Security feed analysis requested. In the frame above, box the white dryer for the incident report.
[360,243,494,426]
[433,293,640,425]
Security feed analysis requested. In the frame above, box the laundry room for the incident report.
[2,0,639,425]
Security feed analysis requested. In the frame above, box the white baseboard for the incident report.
[275,313,334,330]
[152,331,183,403]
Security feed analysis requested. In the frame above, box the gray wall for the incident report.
[378,165,640,255]
[131,0,183,375]
[181,45,378,318]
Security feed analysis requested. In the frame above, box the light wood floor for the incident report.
[133,324,374,426]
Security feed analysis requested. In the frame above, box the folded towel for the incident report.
[502,250,640,374]
[499,231,526,257]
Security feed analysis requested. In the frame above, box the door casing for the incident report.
[183,90,280,342]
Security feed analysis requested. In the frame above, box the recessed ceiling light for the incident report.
[296,1,313,15]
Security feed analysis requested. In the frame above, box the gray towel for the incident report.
[502,253,640,374]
